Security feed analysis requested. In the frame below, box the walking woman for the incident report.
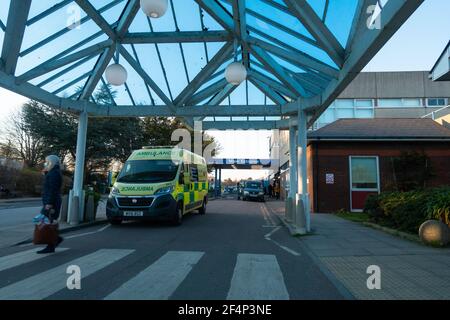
[36,155,64,254]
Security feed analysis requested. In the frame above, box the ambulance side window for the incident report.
[190,165,199,182]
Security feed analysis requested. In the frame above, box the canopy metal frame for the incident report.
[0,0,423,129]
[0,0,424,230]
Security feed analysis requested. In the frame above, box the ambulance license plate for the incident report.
[124,211,144,217]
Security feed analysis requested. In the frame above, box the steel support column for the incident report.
[296,109,310,233]
[69,111,88,224]
[218,168,222,197]
[287,119,297,222]
[214,167,218,197]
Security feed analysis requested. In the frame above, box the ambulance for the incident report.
[106,147,208,225]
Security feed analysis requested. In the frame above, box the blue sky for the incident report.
[0,0,449,180]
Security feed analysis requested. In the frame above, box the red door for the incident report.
[349,156,380,212]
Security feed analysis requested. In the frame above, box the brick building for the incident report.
[306,119,450,213]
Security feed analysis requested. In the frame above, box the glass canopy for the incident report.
[0,0,423,129]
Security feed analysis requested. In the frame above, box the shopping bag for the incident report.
[33,222,59,245]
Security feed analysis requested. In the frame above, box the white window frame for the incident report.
[376,98,423,108]
[426,98,448,107]
[349,156,380,212]
[354,99,375,109]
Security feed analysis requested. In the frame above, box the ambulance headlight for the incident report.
[155,186,174,195]
[110,187,120,197]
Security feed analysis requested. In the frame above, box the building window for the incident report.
[314,99,374,129]
[427,98,448,107]
[377,98,422,108]
[355,99,373,108]
[402,98,422,107]
[350,157,379,190]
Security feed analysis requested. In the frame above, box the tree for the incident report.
[5,83,220,182]
[21,100,77,161]
[2,110,45,168]
[0,139,19,159]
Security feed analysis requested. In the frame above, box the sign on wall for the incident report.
[326,173,335,185]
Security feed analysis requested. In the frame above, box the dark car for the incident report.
[242,181,265,202]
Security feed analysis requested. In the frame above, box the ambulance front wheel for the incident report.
[172,202,183,226]
[198,198,207,215]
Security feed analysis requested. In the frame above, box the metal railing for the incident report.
[421,105,450,120]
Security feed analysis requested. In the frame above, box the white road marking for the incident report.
[260,204,276,226]
[227,254,289,300]
[264,225,301,257]
[0,249,134,300]
[65,224,111,239]
[18,224,111,247]
[269,240,301,256]
[264,226,281,239]
[0,248,69,272]
[105,251,204,300]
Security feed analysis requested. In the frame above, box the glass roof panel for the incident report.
[125,43,172,103]
[306,0,326,19]
[172,0,203,31]
[0,0,396,115]
[0,29,4,54]
[0,0,11,23]
[249,28,337,69]
[245,0,314,40]
[95,1,128,25]
[324,0,359,47]
[29,54,98,88]
[180,42,209,81]
[16,18,106,76]
[158,43,189,98]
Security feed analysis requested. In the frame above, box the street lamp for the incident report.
[140,0,169,18]
[225,62,247,86]
[105,63,128,86]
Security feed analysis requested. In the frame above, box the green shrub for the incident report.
[425,187,450,227]
[364,187,450,234]
[364,194,383,222]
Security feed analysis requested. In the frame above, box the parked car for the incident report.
[242,181,265,202]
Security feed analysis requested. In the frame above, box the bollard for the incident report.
[285,197,293,222]
[69,195,80,225]
[85,195,95,222]
[60,195,69,223]
[295,195,307,235]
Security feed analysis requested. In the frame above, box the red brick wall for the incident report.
[308,141,450,213]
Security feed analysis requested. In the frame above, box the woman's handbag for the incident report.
[33,222,59,245]
[33,208,59,245]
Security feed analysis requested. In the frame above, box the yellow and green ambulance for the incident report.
[106,147,208,225]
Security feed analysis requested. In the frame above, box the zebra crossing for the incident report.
[0,248,291,300]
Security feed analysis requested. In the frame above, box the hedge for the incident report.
[364,187,450,234]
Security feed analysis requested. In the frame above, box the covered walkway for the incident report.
[0,0,424,233]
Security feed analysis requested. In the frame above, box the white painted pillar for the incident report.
[287,119,297,222]
[296,110,310,233]
[69,111,88,224]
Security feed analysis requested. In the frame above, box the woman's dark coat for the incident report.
[42,165,63,220]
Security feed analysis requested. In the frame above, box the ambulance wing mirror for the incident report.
[107,171,113,187]
[108,171,118,187]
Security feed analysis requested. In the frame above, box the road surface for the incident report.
[0,199,347,300]
[0,199,42,248]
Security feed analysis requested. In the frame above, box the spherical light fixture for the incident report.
[225,62,247,85]
[105,63,128,86]
[140,0,168,18]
